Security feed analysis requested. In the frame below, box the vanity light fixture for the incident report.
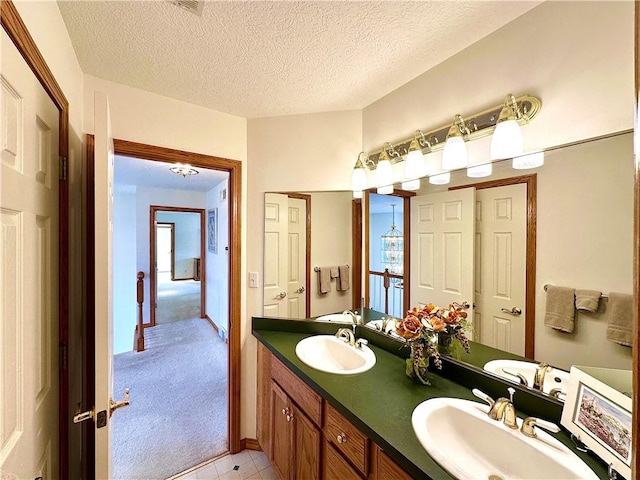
[512,151,544,169]
[490,94,524,160]
[402,131,430,191]
[169,163,199,177]
[376,143,398,195]
[349,94,541,194]
[350,152,370,195]
[429,171,451,185]
[441,114,470,170]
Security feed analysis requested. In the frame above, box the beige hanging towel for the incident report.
[606,292,633,347]
[330,266,339,279]
[318,267,331,294]
[338,264,350,291]
[544,286,576,333]
[575,289,601,312]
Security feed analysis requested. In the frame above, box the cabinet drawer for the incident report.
[272,355,323,426]
[323,440,362,480]
[323,403,369,476]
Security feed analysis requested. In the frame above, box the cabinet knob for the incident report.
[282,407,290,416]
[337,433,347,444]
[286,414,294,422]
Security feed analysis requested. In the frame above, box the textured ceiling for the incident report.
[57,1,541,119]
[114,154,228,192]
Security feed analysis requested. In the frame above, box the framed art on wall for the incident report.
[208,208,217,254]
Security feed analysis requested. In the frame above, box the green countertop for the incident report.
[253,319,611,480]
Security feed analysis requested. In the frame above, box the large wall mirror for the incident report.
[262,130,634,400]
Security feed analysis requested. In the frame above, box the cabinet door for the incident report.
[271,381,293,480]
[323,441,362,480]
[293,405,321,480]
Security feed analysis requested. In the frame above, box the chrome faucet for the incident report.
[342,310,360,332]
[520,416,560,438]
[472,387,518,429]
[533,363,551,391]
[335,327,355,346]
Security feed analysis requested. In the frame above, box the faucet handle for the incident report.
[507,387,515,402]
[472,388,495,408]
[355,338,368,349]
[521,416,561,438]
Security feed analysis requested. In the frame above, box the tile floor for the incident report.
[174,450,275,480]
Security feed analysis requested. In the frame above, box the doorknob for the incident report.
[275,291,287,299]
[501,307,522,316]
[295,286,305,294]
[109,388,130,416]
[73,403,94,424]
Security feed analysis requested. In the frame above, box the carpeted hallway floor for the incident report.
[113,317,228,479]
[156,272,201,325]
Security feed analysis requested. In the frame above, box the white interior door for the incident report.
[1,28,60,479]
[410,188,475,331]
[263,193,288,316]
[475,184,527,355]
[93,91,124,479]
[287,197,306,318]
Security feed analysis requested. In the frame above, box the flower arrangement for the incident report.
[396,303,471,385]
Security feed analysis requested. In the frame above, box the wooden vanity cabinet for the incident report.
[270,381,321,480]
[257,344,414,480]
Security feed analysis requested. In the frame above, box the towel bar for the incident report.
[314,264,349,272]
[543,284,609,299]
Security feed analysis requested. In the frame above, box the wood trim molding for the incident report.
[402,195,410,315]
[352,199,363,308]
[240,438,263,451]
[452,174,537,359]
[205,314,219,334]
[113,139,243,453]
[149,206,206,326]
[1,3,71,478]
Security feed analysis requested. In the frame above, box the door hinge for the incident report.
[59,156,68,181]
[59,344,67,371]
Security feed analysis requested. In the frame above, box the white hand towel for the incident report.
[318,267,331,294]
[606,292,633,347]
[575,289,601,312]
[338,264,350,291]
[544,286,576,333]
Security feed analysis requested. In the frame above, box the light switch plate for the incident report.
[249,271,259,288]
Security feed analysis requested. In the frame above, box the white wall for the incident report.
[135,187,207,324]
[309,192,353,317]
[206,179,230,339]
[362,1,633,157]
[156,211,201,279]
[113,186,137,355]
[246,110,363,437]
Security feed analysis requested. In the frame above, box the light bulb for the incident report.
[429,172,451,185]
[442,136,468,170]
[513,151,544,169]
[350,165,367,192]
[352,190,363,199]
[491,119,524,160]
[377,184,394,195]
[404,148,426,181]
[376,158,393,187]
[467,163,492,178]
[401,179,420,191]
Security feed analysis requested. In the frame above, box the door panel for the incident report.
[264,193,288,316]
[410,188,475,330]
[93,90,115,479]
[1,28,59,478]
[287,197,306,318]
[475,184,527,355]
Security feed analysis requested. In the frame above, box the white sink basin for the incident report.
[484,359,570,398]
[315,313,362,323]
[412,397,598,480]
[295,335,375,374]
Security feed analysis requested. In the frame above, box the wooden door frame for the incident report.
[1,3,71,478]
[352,199,363,308]
[155,222,176,280]
[86,137,243,464]
[451,174,537,359]
[363,189,413,316]
[150,207,206,326]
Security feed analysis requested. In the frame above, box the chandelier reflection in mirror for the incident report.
[350,93,542,196]
[381,204,403,275]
